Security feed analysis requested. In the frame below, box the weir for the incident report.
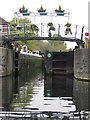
[1,46,90,81]
[44,50,74,75]
[44,48,90,81]
[1,44,90,119]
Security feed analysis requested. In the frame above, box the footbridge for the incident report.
[1,7,88,47]
[3,36,81,44]
[2,22,87,47]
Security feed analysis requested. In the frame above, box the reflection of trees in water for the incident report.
[1,60,42,111]
[11,67,42,111]
[11,85,33,110]
[44,73,73,97]
[2,75,15,111]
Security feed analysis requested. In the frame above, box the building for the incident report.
[0,17,9,35]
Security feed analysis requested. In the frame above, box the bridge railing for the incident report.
[2,23,88,43]
[38,23,88,40]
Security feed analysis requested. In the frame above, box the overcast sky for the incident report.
[0,0,89,25]
[0,0,89,49]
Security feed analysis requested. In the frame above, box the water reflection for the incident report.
[1,71,90,120]
[4,71,75,113]
[1,75,15,111]
[3,70,90,113]
[73,78,90,112]
[0,67,42,111]
[11,68,42,111]
[44,74,73,97]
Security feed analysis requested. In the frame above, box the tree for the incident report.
[9,17,39,34]
[9,17,31,32]
[9,17,39,51]
[48,34,67,51]
[9,17,66,52]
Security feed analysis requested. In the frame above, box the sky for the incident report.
[0,0,89,49]
[0,0,89,25]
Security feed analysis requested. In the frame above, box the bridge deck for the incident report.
[3,36,81,44]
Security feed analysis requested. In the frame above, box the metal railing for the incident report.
[2,23,88,39]
[0,111,90,119]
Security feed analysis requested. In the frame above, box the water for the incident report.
[9,72,75,112]
[1,69,90,119]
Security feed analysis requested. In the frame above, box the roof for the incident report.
[0,17,9,25]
